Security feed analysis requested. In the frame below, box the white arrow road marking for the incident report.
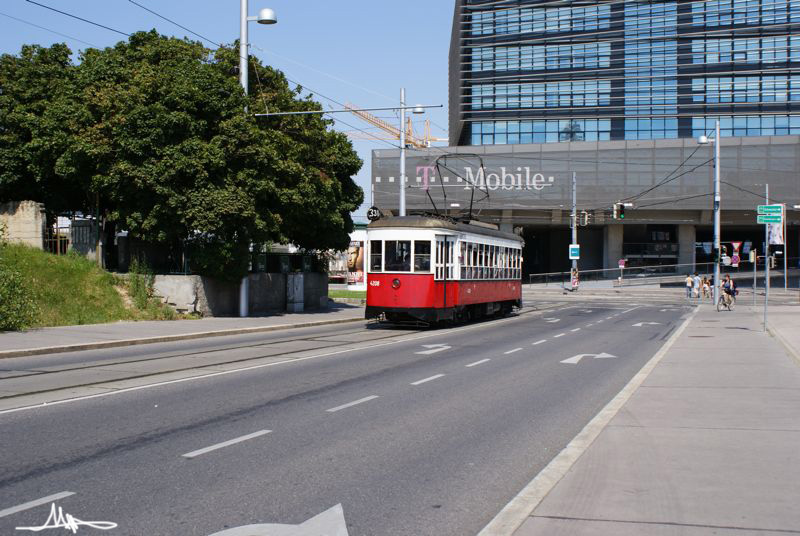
[208,504,349,536]
[632,322,662,327]
[544,318,560,323]
[560,352,617,364]
[415,344,452,355]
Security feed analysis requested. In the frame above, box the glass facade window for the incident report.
[692,75,800,103]
[691,115,800,136]
[691,0,800,26]
[471,120,611,145]
[692,36,800,64]
[469,5,611,36]
[470,43,611,72]
[471,81,611,111]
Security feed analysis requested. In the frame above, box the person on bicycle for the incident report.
[720,275,735,306]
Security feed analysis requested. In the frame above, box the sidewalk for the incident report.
[501,303,800,535]
[0,303,366,358]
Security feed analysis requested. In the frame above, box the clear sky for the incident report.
[0,0,455,222]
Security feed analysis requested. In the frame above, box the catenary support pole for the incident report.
[399,88,406,217]
[784,203,788,289]
[765,184,769,331]
[571,171,577,271]
[239,0,249,316]
[712,120,721,307]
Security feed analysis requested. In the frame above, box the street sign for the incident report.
[757,214,782,224]
[731,254,740,267]
[568,244,580,260]
[749,250,757,263]
[757,204,783,215]
[618,259,626,268]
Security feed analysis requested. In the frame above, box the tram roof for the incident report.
[367,215,522,243]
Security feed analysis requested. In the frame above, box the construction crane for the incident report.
[343,102,448,148]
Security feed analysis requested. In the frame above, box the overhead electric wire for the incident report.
[0,10,98,47]
[125,0,220,48]
[24,0,130,37]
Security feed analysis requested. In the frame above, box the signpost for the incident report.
[757,214,782,224]
[757,204,783,214]
[568,244,580,260]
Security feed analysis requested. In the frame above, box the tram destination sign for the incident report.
[757,204,783,215]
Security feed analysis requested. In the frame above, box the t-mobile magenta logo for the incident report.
[416,165,435,191]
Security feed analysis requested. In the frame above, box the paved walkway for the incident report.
[505,303,800,536]
[0,304,365,357]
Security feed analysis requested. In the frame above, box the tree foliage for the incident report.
[0,31,363,280]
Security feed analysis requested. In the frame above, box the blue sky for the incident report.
[0,0,455,221]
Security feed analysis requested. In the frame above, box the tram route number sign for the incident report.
[569,244,580,260]
[366,206,382,222]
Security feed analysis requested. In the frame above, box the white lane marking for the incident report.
[596,320,603,323]
[0,492,75,519]
[606,316,613,320]
[0,305,561,416]
[532,340,547,346]
[411,374,445,386]
[415,344,452,355]
[544,318,560,323]
[586,323,594,327]
[504,348,523,355]
[325,395,379,413]
[560,352,617,365]
[632,322,662,327]
[466,359,491,367]
[570,328,581,332]
[553,333,565,338]
[182,430,271,459]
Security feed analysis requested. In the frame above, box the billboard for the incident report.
[347,241,364,284]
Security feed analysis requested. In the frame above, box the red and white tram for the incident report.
[365,215,523,325]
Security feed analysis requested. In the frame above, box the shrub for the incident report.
[129,257,155,310]
[0,252,39,331]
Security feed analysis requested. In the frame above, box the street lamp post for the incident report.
[398,88,424,217]
[699,120,721,306]
[238,0,276,317]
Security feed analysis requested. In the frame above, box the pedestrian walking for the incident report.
[702,277,710,299]
[693,273,702,299]
[685,274,693,299]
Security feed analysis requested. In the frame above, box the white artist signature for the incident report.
[16,503,117,533]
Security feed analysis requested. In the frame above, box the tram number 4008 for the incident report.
[370,280,380,287]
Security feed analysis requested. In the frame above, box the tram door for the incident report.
[435,236,454,308]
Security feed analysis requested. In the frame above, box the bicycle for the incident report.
[717,291,735,312]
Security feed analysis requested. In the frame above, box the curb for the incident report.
[477,306,699,536]
[767,325,800,366]
[0,316,365,360]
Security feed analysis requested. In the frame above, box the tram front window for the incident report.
[385,240,411,272]
[370,240,383,272]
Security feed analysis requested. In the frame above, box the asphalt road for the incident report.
[0,302,690,536]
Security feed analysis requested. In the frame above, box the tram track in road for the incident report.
[0,302,564,409]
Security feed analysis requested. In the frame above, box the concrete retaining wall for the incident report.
[153,272,328,317]
[0,201,45,249]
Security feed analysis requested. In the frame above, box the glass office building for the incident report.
[372,1,800,273]
[449,0,800,146]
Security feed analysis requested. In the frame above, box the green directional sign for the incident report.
[757,214,782,224]
[757,204,783,215]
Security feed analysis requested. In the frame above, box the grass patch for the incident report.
[328,289,366,299]
[0,243,189,330]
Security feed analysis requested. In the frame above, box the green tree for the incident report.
[1,31,363,280]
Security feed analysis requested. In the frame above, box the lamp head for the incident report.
[412,105,425,114]
[257,8,277,24]
[697,135,709,145]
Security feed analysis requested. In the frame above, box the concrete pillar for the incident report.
[677,224,696,271]
[604,224,623,270]
[500,209,513,233]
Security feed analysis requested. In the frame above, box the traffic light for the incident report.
[612,203,619,219]
[619,203,625,219]
[580,211,590,226]
[770,255,776,268]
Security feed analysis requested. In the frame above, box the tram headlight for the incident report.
[392,278,401,289]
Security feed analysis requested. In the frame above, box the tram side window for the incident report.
[370,240,383,272]
[385,240,411,272]
[414,241,431,272]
